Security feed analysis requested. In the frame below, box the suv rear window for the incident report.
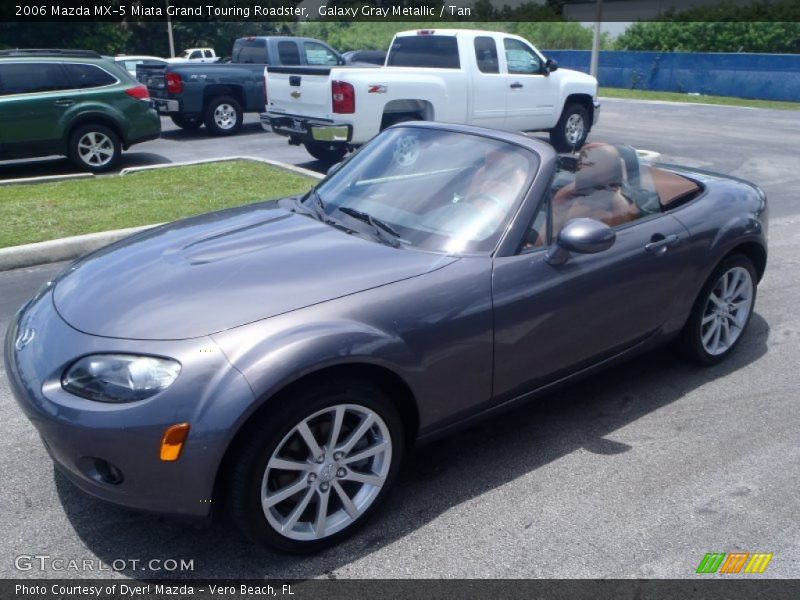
[64,64,117,89]
[387,35,460,69]
[233,38,267,64]
[0,63,71,95]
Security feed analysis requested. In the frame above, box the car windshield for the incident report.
[308,127,539,255]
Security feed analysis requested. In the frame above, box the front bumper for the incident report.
[593,100,601,126]
[3,290,255,522]
[261,112,351,144]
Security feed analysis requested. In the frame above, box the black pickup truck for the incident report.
[138,36,343,135]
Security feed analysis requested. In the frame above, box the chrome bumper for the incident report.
[593,100,601,125]
[151,98,179,113]
[260,113,351,143]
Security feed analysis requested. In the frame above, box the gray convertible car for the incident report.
[5,123,767,552]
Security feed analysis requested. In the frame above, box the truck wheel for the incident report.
[170,114,203,130]
[304,142,347,164]
[549,103,590,152]
[68,124,121,173]
[380,114,418,130]
[203,96,243,135]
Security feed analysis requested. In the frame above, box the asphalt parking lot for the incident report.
[0,99,798,579]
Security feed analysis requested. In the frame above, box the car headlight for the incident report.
[62,354,181,403]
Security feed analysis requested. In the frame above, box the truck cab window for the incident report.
[504,39,542,75]
[278,41,301,65]
[474,37,499,74]
[303,42,340,66]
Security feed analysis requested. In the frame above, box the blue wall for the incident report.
[542,50,800,102]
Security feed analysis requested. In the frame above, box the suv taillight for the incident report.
[165,72,182,94]
[331,80,354,114]
[125,84,150,101]
[263,75,268,106]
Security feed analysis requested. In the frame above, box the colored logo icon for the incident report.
[696,552,773,574]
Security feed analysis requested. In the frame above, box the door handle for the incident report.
[509,82,523,89]
[645,234,680,255]
[54,99,74,106]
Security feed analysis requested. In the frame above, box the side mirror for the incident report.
[327,161,344,176]
[546,218,615,265]
[544,58,558,75]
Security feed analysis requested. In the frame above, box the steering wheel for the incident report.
[468,192,506,213]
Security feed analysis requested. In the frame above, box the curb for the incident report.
[119,155,323,180]
[0,172,94,187]
[0,157,323,272]
[0,224,160,272]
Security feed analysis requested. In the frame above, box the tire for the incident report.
[203,96,243,135]
[304,141,347,164]
[549,103,590,152]
[170,114,203,130]
[380,113,418,130]
[679,253,757,365]
[229,380,404,553]
[68,124,121,173]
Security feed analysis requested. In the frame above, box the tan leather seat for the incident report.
[552,143,639,235]
[466,149,529,213]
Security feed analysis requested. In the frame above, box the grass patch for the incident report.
[0,161,315,248]
[600,87,800,111]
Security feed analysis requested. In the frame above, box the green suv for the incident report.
[0,49,161,172]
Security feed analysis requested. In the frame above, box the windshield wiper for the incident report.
[336,206,405,248]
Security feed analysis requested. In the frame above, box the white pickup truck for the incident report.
[167,48,219,64]
[261,29,600,163]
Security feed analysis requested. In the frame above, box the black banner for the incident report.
[2,0,799,23]
[4,579,800,600]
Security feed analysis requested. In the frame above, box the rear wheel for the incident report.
[229,380,404,553]
[304,141,347,164]
[203,96,243,135]
[549,103,590,152]
[380,113,418,130]
[68,124,121,173]
[170,114,203,130]
[679,253,757,364]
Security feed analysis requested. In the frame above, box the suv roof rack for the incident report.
[0,49,102,58]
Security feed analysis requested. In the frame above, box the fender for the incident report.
[210,317,421,433]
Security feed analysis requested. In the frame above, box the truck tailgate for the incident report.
[137,64,167,98]
[266,66,333,119]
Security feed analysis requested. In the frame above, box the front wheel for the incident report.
[679,254,757,364]
[549,103,590,152]
[229,381,404,553]
[304,141,347,164]
[203,96,243,135]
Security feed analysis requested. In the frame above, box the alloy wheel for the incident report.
[393,134,420,167]
[261,403,392,541]
[77,132,115,167]
[700,266,754,356]
[564,113,585,146]
[214,103,237,129]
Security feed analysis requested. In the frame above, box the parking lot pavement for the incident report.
[0,101,798,579]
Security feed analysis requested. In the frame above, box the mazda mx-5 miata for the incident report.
[5,123,767,552]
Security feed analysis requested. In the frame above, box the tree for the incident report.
[615,0,800,53]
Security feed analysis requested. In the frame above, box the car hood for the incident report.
[53,202,457,340]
